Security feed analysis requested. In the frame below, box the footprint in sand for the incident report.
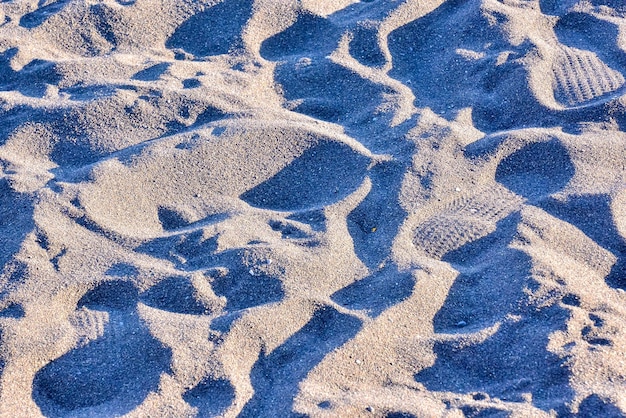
[388,0,626,130]
[388,0,542,131]
[550,9,626,108]
[259,6,389,129]
[551,45,624,108]
[33,267,242,416]
[409,138,573,262]
[411,137,578,412]
[32,280,172,417]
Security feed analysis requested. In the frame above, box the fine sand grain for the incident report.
[0,0,625,417]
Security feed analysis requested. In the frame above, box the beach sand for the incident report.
[0,0,625,416]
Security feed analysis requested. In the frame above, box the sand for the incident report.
[0,0,625,416]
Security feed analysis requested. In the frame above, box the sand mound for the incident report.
[0,0,625,417]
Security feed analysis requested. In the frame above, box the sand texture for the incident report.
[0,0,626,417]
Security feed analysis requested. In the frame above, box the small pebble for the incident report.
[456,320,467,327]
[455,187,461,192]
[355,359,362,365]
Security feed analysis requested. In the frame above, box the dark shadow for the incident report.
[259,2,418,150]
[318,400,331,409]
[0,102,47,147]
[540,195,620,254]
[182,78,201,89]
[211,252,284,311]
[0,302,25,318]
[65,212,127,246]
[135,220,237,272]
[554,11,626,70]
[239,306,361,417]
[260,9,387,127]
[13,59,60,96]
[588,0,626,8]
[257,2,418,307]
[581,324,612,347]
[0,179,35,273]
[269,220,313,241]
[413,180,575,412]
[260,2,399,62]
[460,406,509,418]
[576,394,624,417]
[20,0,70,28]
[164,105,226,136]
[170,231,218,265]
[88,3,121,47]
[137,232,215,271]
[417,305,572,414]
[49,136,104,169]
[350,25,386,67]
[140,277,212,315]
[417,218,574,415]
[462,132,511,159]
[158,206,190,231]
[495,139,575,202]
[212,126,226,136]
[331,264,414,318]
[271,58,384,126]
[132,228,289,328]
[0,261,28,302]
[386,413,417,418]
[33,280,171,416]
[77,279,138,311]
[606,258,626,290]
[387,0,552,132]
[166,0,254,58]
[538,0,578,15]
[210,310,244,333]
[260,11,339,60]
[183,377,235,417]
[0,48,61,97]
[442,213,521,266]
[132,63,170,81]
[540,194,626,290]
[436,215,524,332]
[286,209,326,232]
[50,248,67,271]
[347,159,407,268]
[240,141,370,211]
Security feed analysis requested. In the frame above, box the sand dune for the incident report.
[0,0,625,417]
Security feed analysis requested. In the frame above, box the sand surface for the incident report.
[0,0,625,417]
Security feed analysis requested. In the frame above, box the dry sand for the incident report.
[0,0,625,416]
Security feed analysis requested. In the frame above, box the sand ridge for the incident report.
[0,0,625,417]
